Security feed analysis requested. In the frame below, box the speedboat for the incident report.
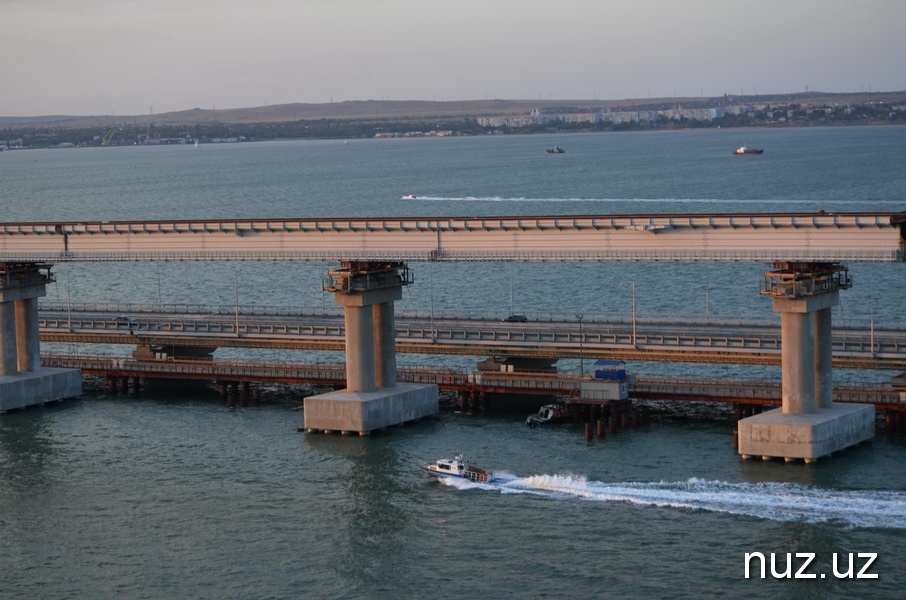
[526,403,571,426]
[401,194,417,199]
[419,454,494,482]
[732,146,763,155]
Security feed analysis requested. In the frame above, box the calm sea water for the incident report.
[2,127,906,599]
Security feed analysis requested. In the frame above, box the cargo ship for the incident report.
[732,146,763,155]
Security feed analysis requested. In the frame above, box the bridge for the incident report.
[3,211,905,460]
[40,354,906,413]
[1,212,903,262]
[37,303,906,370]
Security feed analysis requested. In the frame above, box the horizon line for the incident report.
[4,89,906,121]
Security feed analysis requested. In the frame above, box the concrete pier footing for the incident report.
[738,403,874,461]
[303,383,438,434]
[1,263,81,413]
[0,368,83,413]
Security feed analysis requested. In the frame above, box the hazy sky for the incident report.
[3,0,904,117]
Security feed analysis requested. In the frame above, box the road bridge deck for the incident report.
[38,303,906,370]
[2,212,903,263]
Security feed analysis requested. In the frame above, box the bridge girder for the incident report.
[1,212,903,263]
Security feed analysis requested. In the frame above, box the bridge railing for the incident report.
[38,301,344,318]
[36,301,906,331]
[8,248,903,263]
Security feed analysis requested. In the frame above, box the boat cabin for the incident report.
[435,456,467,474]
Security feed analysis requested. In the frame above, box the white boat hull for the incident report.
[419,457,493,483]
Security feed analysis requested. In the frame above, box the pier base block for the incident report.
[303,383,438,434]
[0,368,82,413]
[737,403,874,461]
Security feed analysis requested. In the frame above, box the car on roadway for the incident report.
[502,314,528,323]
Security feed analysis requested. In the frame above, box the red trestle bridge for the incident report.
[41,354,906,414]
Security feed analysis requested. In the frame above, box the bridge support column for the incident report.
[373,302,396,389]
[738,263,873,461]
[780,310,815,414]
[815,307,834,409]
[304,262,437,434]
[344,304,376,392]
[0,263,81,413]
[0,301,16,375]
[15,297,41,372]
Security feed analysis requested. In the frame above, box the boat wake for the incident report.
[437,474,906,529]
[399,196,903,205]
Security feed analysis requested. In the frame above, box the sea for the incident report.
[1,126,905,599]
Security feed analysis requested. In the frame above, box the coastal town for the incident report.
[1,91,904,148]
[477,95,906,128]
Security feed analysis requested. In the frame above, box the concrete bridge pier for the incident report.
[0,263,81,413]
[738,262,873,462]
[304,262,438,434]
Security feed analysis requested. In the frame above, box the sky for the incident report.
[2,0,905,117]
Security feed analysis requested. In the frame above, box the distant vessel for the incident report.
[419,454,494,483]
[732,146,763,155]
[401,194,417,199]
[547,146,565,154]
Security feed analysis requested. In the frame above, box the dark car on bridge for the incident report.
[502,314,528,323]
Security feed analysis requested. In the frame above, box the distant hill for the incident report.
[3,92,905,129]
[0,99,602,128]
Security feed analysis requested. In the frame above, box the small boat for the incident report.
[526,403,571,426]
[732,146,763,155]
[401,194,417,199]
[547,146,565,154]
[419,454,494,483]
